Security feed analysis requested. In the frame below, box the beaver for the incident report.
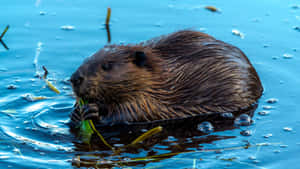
[69,30,263,127]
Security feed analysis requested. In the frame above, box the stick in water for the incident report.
[0,25,9,50]
[105,7,111,43]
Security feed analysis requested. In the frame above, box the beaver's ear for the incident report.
[132,51,147,67]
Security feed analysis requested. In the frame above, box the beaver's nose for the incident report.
[70,71,84,86]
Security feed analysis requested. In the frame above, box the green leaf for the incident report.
[79,120,94,144]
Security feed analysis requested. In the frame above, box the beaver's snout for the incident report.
[70,70,84,88]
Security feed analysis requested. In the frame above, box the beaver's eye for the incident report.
[102,62,113,71]
[133,51,147,67]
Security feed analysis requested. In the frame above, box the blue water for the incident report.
[1,0,300,168]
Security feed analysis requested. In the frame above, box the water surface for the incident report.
[1,0,300,168]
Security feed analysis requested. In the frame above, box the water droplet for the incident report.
[113,144,124,147]
[221,112,234,119]
[258,111,270,116]
[283,127,293,132]
[240,130,252,136]
[197,121,214,133]
[141,129,148,132]
[234,114,251,126]
[266,98,278,104]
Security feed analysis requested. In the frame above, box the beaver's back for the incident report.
[150,30,263,115]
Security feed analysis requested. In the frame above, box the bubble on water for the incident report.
[263,134,273,138]
[240,130,252,136]
[291,5,300,10]
[273,150,281,153]
[258,111,270,116]
[283,127,293,132]
[266,98,278,104]
[0,68,8,72]
[232,29,245,39]
[280,145,288,148]
[263,105,273,110]
[39,11,46,15]
[197,121,214,133]
[60,25,75,31]
[7,84,17,89]
[234,114,251,126]
[221,112,234,119]
[248,156,256,160]
[283,53,293,59]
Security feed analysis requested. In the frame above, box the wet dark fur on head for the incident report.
[70,30,263,126]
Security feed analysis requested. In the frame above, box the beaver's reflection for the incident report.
[70,106,256,168]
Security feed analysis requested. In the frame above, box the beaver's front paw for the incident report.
[81,103,100,121]
[69,106,81,128]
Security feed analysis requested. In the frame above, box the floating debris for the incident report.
[283,127,293,132]
[0,25,9,50]
[232,29,245,39]
[22,93,51,102]
[266,98,278,104]
[130,126,163,145]
[258,111,270,116]
[60,25,75,31]
[42,66,60,94]
[263,134,273,138]
[7,84,17,89]
[283,53,293,59]
[44,79,60,94]
[240,130,252,136]
[197,121,214,133]
[204,6,220,13]
[234,114,251,126]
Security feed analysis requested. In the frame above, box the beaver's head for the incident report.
[70,45,164,115]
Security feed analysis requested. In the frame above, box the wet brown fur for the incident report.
[71,30,263,124]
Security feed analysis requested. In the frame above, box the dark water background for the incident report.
[1,0,300,168]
